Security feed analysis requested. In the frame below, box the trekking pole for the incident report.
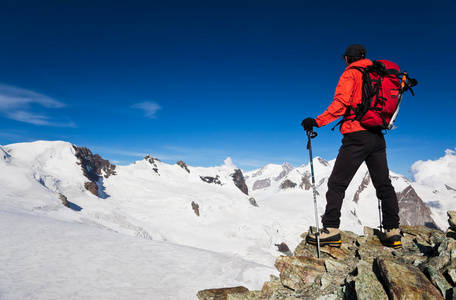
[378,199,383,232]
[306,129,321,258]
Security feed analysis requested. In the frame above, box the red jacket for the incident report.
[315,59,373,134]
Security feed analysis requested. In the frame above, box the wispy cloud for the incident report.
[0,84,74,127]
[132,101,161,119]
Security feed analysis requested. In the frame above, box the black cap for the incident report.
[344,44,366,58]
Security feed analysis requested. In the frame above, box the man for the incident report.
[301,44,402,249]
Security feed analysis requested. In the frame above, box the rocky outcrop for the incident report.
[446,184,456,192]
[145,155,160,175]
[176,160,190,173]
[74,145,116,196]
[197,211,456,300]
[280,179,297,190]
[59,193,70,208]
[200,175,222,185]
[252,178,271,191]
[74,146,117,181]
[231,169,248,195]
[1,146,11,162]
[84,181,98,197]
[299,172,311,190]
[353,172,370,204]
[248,197,259,207]
[192,201,200,217]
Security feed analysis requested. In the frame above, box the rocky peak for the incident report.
[273,162,294,182]
[317,157,330,167]
[198,211,456,300]
[398,185,438,229]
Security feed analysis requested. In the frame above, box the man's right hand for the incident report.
[301,118,318,131]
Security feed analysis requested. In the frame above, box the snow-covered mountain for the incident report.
[0,140,455,299]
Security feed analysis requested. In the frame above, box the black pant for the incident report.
[321,130,400,230]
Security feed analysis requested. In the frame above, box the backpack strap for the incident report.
[330,65,367,131]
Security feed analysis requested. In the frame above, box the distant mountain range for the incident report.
[1,141,454,267]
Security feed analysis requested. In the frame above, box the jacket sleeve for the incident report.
[315,69,356,127]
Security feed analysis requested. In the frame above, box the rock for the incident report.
[423,265,452,298]
[248,197,259,207]
[349,260,388,300]
[197,286,249,300]
[447,229,456,240]
[260,275,297,299]
[448,211,456,231]
[376,257,444,299]
[274,255,325,291]
[191,201,200,217]
[275,242,292,256]
[227,291,260,300]
[438,236,456,261]
[445,268,456,286]
[59,193,70,208]
[84,181,98,197]
[321,259,351,288]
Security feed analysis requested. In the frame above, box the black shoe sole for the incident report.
[306,234,342,248]
[381,235,402,249]
[381,240,402,249]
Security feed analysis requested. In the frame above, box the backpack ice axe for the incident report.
[387,71,418,130]
[306,129,321,258]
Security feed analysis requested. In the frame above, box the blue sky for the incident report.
[0,0,455,179]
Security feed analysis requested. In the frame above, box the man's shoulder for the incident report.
[341,59,373,78]
[350,59,373,69]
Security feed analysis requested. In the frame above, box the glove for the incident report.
[301,118,318,131]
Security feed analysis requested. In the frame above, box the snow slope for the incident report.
[0,206,273,300]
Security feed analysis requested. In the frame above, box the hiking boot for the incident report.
[306,227,341,248]
[381,228,402,249]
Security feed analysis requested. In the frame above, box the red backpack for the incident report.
[343,60,417,131]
